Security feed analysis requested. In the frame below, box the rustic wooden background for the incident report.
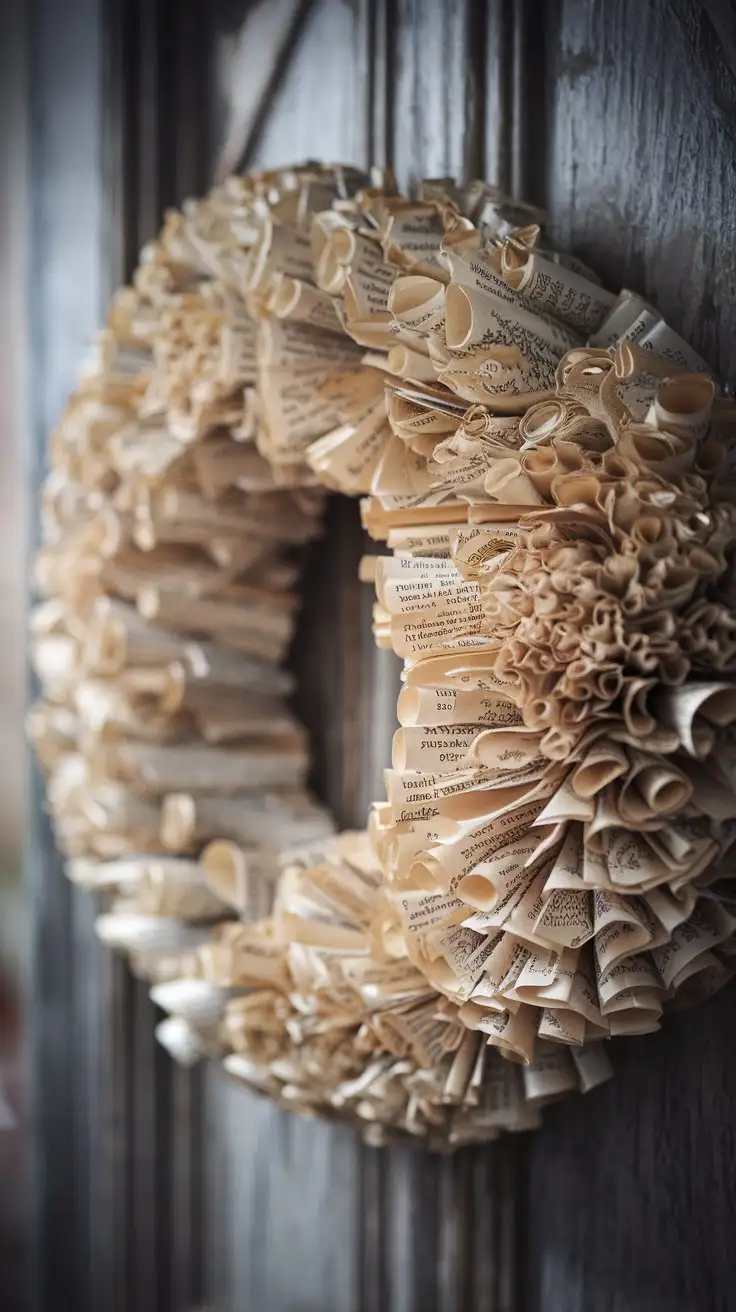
[28,2,736,1310]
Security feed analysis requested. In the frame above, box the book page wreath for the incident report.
[30,162,736,1149]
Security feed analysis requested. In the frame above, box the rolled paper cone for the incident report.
[479,1005,538,1065]
[386,344,437,381]
[550,472,604,510]
[150,977,227,1027]
[522,1048,579,1102]
[570,1044,613,1093]
[155,1016,207,1067]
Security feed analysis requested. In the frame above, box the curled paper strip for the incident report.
[30,161,736,1146]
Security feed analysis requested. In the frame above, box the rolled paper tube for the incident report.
[571,742,629,799]
[183,643,295,695]
[441,1030,480,1102]
[95,913,207,956]
[555,347,613,391]
[649,373,715,440]
[30,634,78,685]
[98,739,309,795]
[456,869,504,911]
[587,288,658,349]
[141,858,229,919]
[64,855,146,892]
[137,588,295,640]
[85,598,186,673]
[81,789,162,851]
[139,876,225,918]
[192,438,277,499]
[160,669,285,720]
[386,344,437,381]
[632,760,692,816]
[315,226,369,294]
[160,789,331,852]
[196,707,302,747]
[500,241,616,336]
[150,977,228,1028]
[201,839,277,919]
[443,283,568,358]
[271,276,344,335]
[155,487,253,536]
[616,424,695,476]
[155,1016,208,1067]
[133,517,220,553]
[694,437,726,479]
[521,441,585,498]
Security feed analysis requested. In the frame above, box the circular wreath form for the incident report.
[31,162,736,1149]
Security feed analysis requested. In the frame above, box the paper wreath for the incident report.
[31,161,736,1148]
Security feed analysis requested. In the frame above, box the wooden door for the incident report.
[28,2,736,1309]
